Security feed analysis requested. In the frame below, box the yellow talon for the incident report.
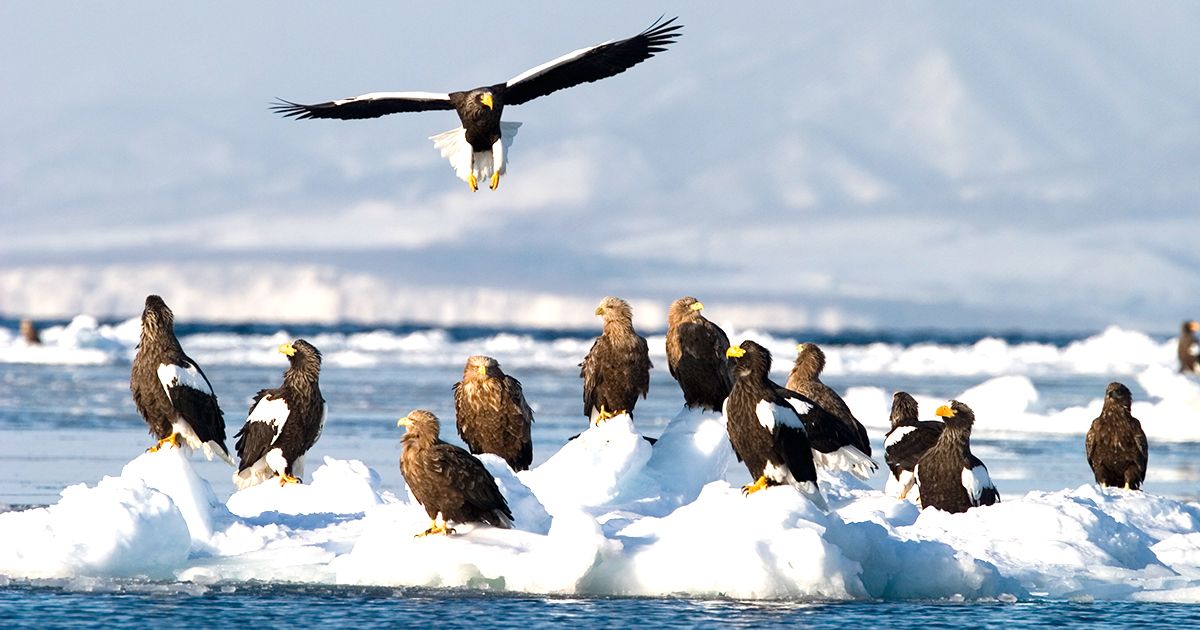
[148,432,181,453]
[279,474,301,486]
[489,171,500,190]
[416,514,455,537]
[742,475,769,496]
[594,405,624,425]
[468,173,478,192]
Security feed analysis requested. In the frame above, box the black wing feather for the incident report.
[271,95,454,121]
[503,17,682,106]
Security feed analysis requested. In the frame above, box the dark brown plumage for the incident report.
[786,342,872,456]
[1178,321,1199,373]
[19,318,40,345]
[665,297,733,412]
[399,409,513,536]
[130,295,231,463]
[580,296,652,423]
[723,340,827,510]
[915,401,999,513]
[233,339,326,488]
[453,355,534,471]
[1085,382,1148,490]
[271,17,681,191]
[883,392,944,499]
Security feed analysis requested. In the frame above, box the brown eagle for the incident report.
[453,355,535,471]
[786,342,872,456]
[272,17,681,191]
[580,296,652,424]
[398,409,513,536]
[915,401,999,513]
[1085,382,1148,490]
[883,391,944,500]
[130,295,232,463]
[665,296,732,412]
[1178,320,1199,373]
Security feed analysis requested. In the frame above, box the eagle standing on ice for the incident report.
[271,17,681,191]
[130,295,232,464]
[884,391,944,500]
[723,341,827,510]
[1178,320,1199,373]
[1085,382,1148,490]
[233,340,326,489]
[914,401,999,513]
[786,343,873,456]
[399,409,513,537]
[665,296,733,412]
[580,296,652,424]
[453,355,535,472]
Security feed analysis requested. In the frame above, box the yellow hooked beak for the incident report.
[690,301,705,311]
[397,416,412,428]
[595,306,604,316]
[278,343,296,357]
[480,93,494,110]
[935,405,955,418]
[726,345,746,358]
[477,365,487,376]
[1191,321,1200,332]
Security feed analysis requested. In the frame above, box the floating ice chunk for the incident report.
[479,454,552,535]
[121,448,227,548]
[226,457,388,518]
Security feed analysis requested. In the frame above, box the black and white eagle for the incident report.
[399,409,513,537]
[1085,382,1148,490]
[130,295,232,464]
[665,296,733,412]
[453,355,535,472]
[233,340,326,489]
[786,342,873,456]
[914,400,999,513]
[1178,320,1199,373]
[724,341,827,510]
[884,391,944,500]
[272,17,681,191]
[580,296,652,424]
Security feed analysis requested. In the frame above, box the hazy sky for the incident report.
[2,2,1199,332]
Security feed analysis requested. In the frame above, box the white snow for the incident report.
[3,404,1200,601]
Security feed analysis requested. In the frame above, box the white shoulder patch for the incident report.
[246,395,291,441]
[757,399,805,433]
[885,425,917,449]
[785,397,813,416]
[962,464,995,505]
[157,362,212,398]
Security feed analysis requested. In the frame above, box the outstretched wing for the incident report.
[271,91,455,120]
[503,17,682,106]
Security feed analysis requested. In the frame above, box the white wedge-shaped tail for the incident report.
[430,121,522,184]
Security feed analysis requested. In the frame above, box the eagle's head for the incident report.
[398,409,441,441]
[140,294,175,337]
[668,296,705,325]
[465,354,501,379]
[791,342,826,380]
[935,400,976,431]
[726,340,771,379]
[595,296,634,326]
[1104,381,1133,411]
[890,391,919,429]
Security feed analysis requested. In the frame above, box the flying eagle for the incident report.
[665,296,733,412]
[883,391,944,500]
[232,340,326,489]
[398,409,513,536]
[724,341,827,510]
[786,342,872,456]
[271,17,682,191]
[1178,320,1199,373]
[1085,382,1148,490]
[914,401,999,513]
[130,295,232,464]
[580,296,652,424]
[453,355,535,472]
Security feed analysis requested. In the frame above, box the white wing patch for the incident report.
[962,464,995,505]
[811,445,877,480]
[246,395,291,442]
[785,397,813,416]
[757,400,805,433]
[334,91,450,105]
[157,363,212,398]
[505,42,612,87]
[429,121,522,182]
[885,425,917,449]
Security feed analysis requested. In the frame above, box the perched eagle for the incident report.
[130,295,232,463]
[914,401,999,513]
[453,355,535,472]
[665,296,733,412]
[1178,320,1199,373]
[883,391,944,500]
[1085,382,1148,490]
[233,340,326,489]
[398,409,513,536]
[19,318,40,345]
[580,296,652,424]
[724,341,827,510]
[786,343,872,456]
[272,17,681,191]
